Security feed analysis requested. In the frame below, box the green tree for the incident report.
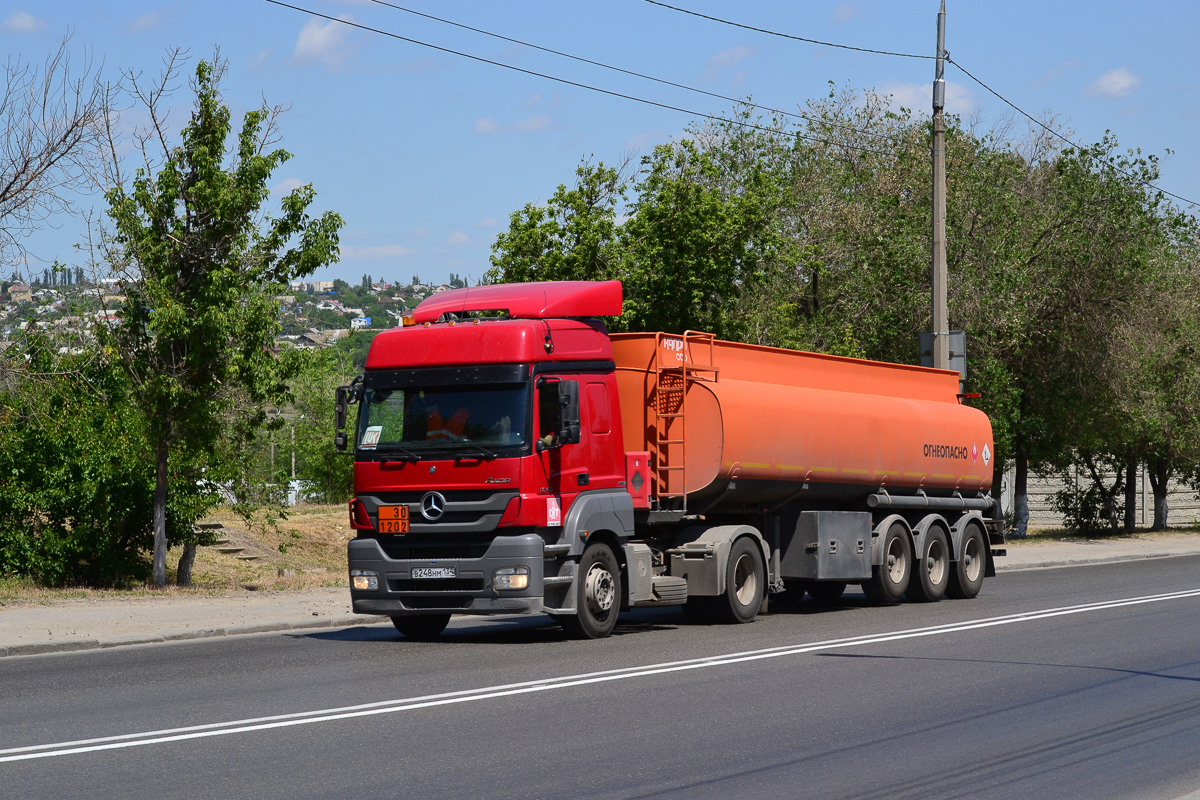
[104,57,343,587]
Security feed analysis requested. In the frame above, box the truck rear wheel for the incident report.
[906,526,949,602]
[391,614,451,641]
[862,523,911,604]
[560,542,621,639]
[947,524,986,599]
[712,537,764,624]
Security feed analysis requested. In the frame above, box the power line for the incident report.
[262,0,896,159]
[642,0,933,60]
[948,57,1198,209]
[362,0,903,146]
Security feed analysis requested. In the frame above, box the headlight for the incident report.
[493,566,530,591]
[351,569,378,590]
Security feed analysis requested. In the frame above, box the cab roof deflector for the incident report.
[411,280,623,323]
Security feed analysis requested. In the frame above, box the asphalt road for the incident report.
[3,558,1200,800]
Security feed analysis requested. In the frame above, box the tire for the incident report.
[947,523,987,599]
[391,614,451,641]
[862,523,912,604]
[711,537,765,624]
[906,526,950,602]
[806,581,847,603]
[559,542,621,639]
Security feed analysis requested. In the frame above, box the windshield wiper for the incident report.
[371,443,421,462]
[452,442,498,461]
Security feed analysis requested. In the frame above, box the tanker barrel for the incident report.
[867,493,995,512]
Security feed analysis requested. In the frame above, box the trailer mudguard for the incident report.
[668,524,769,597]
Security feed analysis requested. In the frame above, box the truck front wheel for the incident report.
[862,523,911,604]
[560,542,622,639]
[391,614,451,641]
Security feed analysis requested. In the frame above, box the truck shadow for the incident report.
[296,598,867,646]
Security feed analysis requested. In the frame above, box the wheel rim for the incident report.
[885,536,907,584]
[584,562,616,616]
[732,552,759,606]
[963,533,983,582]
[926,535,947,585]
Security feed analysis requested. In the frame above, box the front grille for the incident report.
[389,578,485,592]
[376,538,492,560]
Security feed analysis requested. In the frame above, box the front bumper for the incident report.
[348,533,545,617]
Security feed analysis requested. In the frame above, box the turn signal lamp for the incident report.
[401,315,416,327]
[350,569,378,591]
[349,499,373,530]
[493,566,530,591]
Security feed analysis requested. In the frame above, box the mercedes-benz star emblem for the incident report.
[420,491,447,521]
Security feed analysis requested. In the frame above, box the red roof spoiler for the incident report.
[411,280,623,323]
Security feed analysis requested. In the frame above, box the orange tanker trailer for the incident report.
[339,280,1005,640]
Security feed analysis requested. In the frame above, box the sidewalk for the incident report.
[3,533,1200,658]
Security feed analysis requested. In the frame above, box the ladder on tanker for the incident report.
[652,331,718,514]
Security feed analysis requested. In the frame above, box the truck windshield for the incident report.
[356,384,529,457]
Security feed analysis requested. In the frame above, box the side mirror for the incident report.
[335,386,350,431]
[558,380,580,445]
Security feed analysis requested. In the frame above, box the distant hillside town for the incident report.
[0,272,470,353]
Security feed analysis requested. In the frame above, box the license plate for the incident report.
[377,505,409,535]
[412,566,456,579]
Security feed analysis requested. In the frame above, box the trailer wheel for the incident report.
[947,524,986,599]
[560,542,621,639]
[391,614,451,641]
[712,537,764,624]
[862,523,911,604]
[806,582,848,603]
[906,526,949,602]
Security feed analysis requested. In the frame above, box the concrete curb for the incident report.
[997,549,1200,572]
[0,615,390,659]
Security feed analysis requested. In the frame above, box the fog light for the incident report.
[493,566,530,591]
[351,569,378,590]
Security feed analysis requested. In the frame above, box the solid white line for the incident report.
[4,586,1200,764]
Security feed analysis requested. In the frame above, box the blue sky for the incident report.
[5,1,1198,286]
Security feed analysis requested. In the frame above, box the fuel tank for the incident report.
[610,333,994,509]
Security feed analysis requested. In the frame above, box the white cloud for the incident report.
[410,227,431,239]
[833,4,859,22]
[702,46,754,82]
[511,115,553,133]
[2,10,46,33]
[473,117,500,134]
[129,11,161,32]
[1087,67,1140,99]
[521,93,543,111]
[446,232,470,246]
[473,115,554,134]
[1029,60,1080,90]
[882,81,974,117]
[272,177,305,195]
[292,16,353,72]
[340,244,415,260]
[477,218,498,228]
[247,48,273,77]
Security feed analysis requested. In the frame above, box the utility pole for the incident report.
[930,0,949,370]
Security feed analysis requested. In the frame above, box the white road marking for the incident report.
[5,587,1200,764]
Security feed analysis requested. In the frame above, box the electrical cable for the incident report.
[642,0,933,60]
[948,57,1198,208]
[362,0,903,145]
[262,0,897,158]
